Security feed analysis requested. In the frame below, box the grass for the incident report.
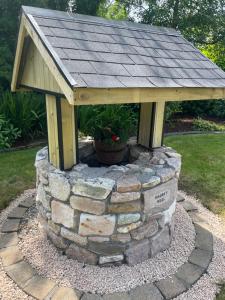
[165,133,225,218]
[0,146,41,211]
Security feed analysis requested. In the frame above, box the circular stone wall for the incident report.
[35,139,181,266]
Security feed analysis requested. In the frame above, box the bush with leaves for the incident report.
[192,118,225,132]
[0,114,21,149]
[78,104,137,144]
[0,91,47,141]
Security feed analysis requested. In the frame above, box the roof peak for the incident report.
[22,5,180,37]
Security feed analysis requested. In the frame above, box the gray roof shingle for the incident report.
[22,6,225,89]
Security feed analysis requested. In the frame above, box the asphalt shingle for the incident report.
[22,6,225,89]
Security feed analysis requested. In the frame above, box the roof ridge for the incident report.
[22,6,181,37]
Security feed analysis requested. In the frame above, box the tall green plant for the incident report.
[78,105,137,143]
[0,91,46,140]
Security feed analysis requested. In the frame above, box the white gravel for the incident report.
[18,195,195,294]
[0,190,35,300]
[1,189,225,299]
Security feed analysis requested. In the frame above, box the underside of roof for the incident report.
[11,6,225,105]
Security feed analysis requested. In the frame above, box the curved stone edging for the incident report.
[0,194,213,300]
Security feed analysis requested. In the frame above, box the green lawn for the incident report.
[165,134,225,218]
[0,146,41,210]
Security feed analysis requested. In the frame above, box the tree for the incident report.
[0,0,69,92]
[121,0,225,46]
[70,0,103,15]
[98,0,128,20]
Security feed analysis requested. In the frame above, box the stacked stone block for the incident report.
[35,142,181,266]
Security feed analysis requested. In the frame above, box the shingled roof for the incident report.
[19,6,225,89]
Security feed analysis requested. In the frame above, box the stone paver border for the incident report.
[0,193,214,300]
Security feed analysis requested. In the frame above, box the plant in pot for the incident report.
[79,105,136,165]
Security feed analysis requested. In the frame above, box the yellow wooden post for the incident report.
[46,95,77,170]
[138,103,153,148]
[138,101,166,149]
[151,101,166,148]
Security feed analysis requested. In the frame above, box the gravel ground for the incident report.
[0,190,225,299]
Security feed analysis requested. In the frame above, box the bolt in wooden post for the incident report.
[46,94,78,170]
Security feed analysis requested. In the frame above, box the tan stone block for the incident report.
[0,246,23,267]
[23,275,56,300]
[72,178,115,200]
[117,175,141,193]
[108,201,141,214]
[88,236,110,242]
[110,192,141,203]
[52,200,74,228]
[111,233,131,243]
[70,195,105,215]
[61,227,87,246]
[79,214,116,236]
[50,287,81,300]
[117,221,142,234]
[49,173,70,201]
[48,220,60,235]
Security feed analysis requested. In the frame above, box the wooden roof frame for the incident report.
[12,12,225,106]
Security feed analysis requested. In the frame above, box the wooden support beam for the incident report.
[46,95,78,170]
[138,103,153,148]
[151,101,166,148]
[74,87,225,105]
[46,95,60,168]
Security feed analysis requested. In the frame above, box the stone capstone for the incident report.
[79,214,116,236]
[70,195,105,215]
[117,175,141,193]
[49,173,70,201]
[72,178,115,200]
[156,168,176,183]
[51,200,74,228]
[142,176,161,189]
[66,244,98,265]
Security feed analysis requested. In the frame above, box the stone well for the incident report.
[35,139,181,266]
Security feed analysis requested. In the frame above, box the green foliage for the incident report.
[71,0,103,15]
[0,0,69,91]
[192,118,225,132]
[128,0,225,45]
[98,0,128,20]
[78,105,137,144]
[165,102,182,122]
[0,91,46,140]
[0,114,21,149]
[201,43,225,71]
[182,100,225,119]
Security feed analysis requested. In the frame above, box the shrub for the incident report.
[165,102,182,121]
[78,104,137,144]
[192,118,225,132]
[0,91,47,140]
[0,114,21,149]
